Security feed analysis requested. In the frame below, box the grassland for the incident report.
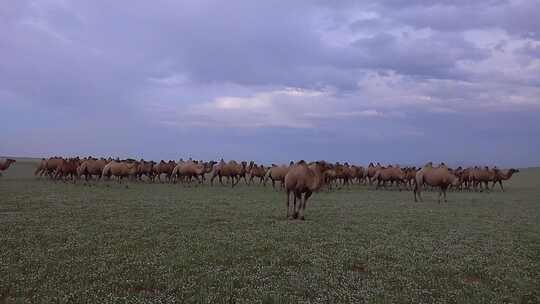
[1,159,539,303]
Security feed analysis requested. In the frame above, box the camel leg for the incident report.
[414,183,422,202]
[443,187,448,203]
[498,181,504,192]
[299,192,312,221]
[286,190,291,219]
[293,191,301,219]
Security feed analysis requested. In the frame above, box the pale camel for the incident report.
[414,162,459,203]
[284,160,330,220]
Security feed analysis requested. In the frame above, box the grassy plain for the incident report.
[1,159,539,303]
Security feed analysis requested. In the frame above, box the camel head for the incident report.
[315,160,331,172]
[424,162,433,168]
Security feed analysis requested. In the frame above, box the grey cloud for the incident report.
[348,32,489,80]
[1,0,539,165]
[381,1,540,38]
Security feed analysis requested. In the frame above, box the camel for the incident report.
[136,159,156,182]
[171,160,207,184]
[323,167,337,191]
[491,168,519,191]
[414,162,459,203]
[403,167,418,189]
[0,159,16,176]
[234,161,249,185]
[334,163,354,188]
[366,162,382,185]
[210,160,244,187]
[350,165,365,184]
[264,164,290,190]
[153,160,176,182]
[55,158,80,182]
[472,166,497,192]
[458,167,475,191]
[284,160,331,220]
[248,162,267,185]
[373,166,406,190]
[35,157,63,177]
[77,158,109,181]
[196,161,217,183]
[101,160,139,182]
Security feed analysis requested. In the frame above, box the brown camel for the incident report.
[171,160,208,184]
[153,160,176,182]
[284,160,330,220]
[265,164,290,190]
[55,158,80,182]
[35,157,63,177]
[491,168,519,191]
[459,167,475,191]
[323,167,338,191]
[102,160,139,182]
[77,158,109,181]
[210,160,244,187]
[136,159,156,182]
[414,162,459,203]
[366,162,382,185]
[403,167,418,189]
[373,166,406,190]
[350,165,365,184]
[472,166,496,192]
[248,162,267,185]
[0,159,16,176]
[334,162,354,188]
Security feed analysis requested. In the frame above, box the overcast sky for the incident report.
[1,0,539,167]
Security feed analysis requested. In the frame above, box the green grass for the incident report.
[1,159,540,303]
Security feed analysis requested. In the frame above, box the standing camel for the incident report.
[284,160,330,220]
[491,168,519,192]
[414,162,459,203]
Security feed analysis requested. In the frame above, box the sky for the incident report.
[1,0,539,167]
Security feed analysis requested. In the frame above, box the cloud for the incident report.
[1,0,539,165]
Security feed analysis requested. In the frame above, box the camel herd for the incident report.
[1,157,521,220]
